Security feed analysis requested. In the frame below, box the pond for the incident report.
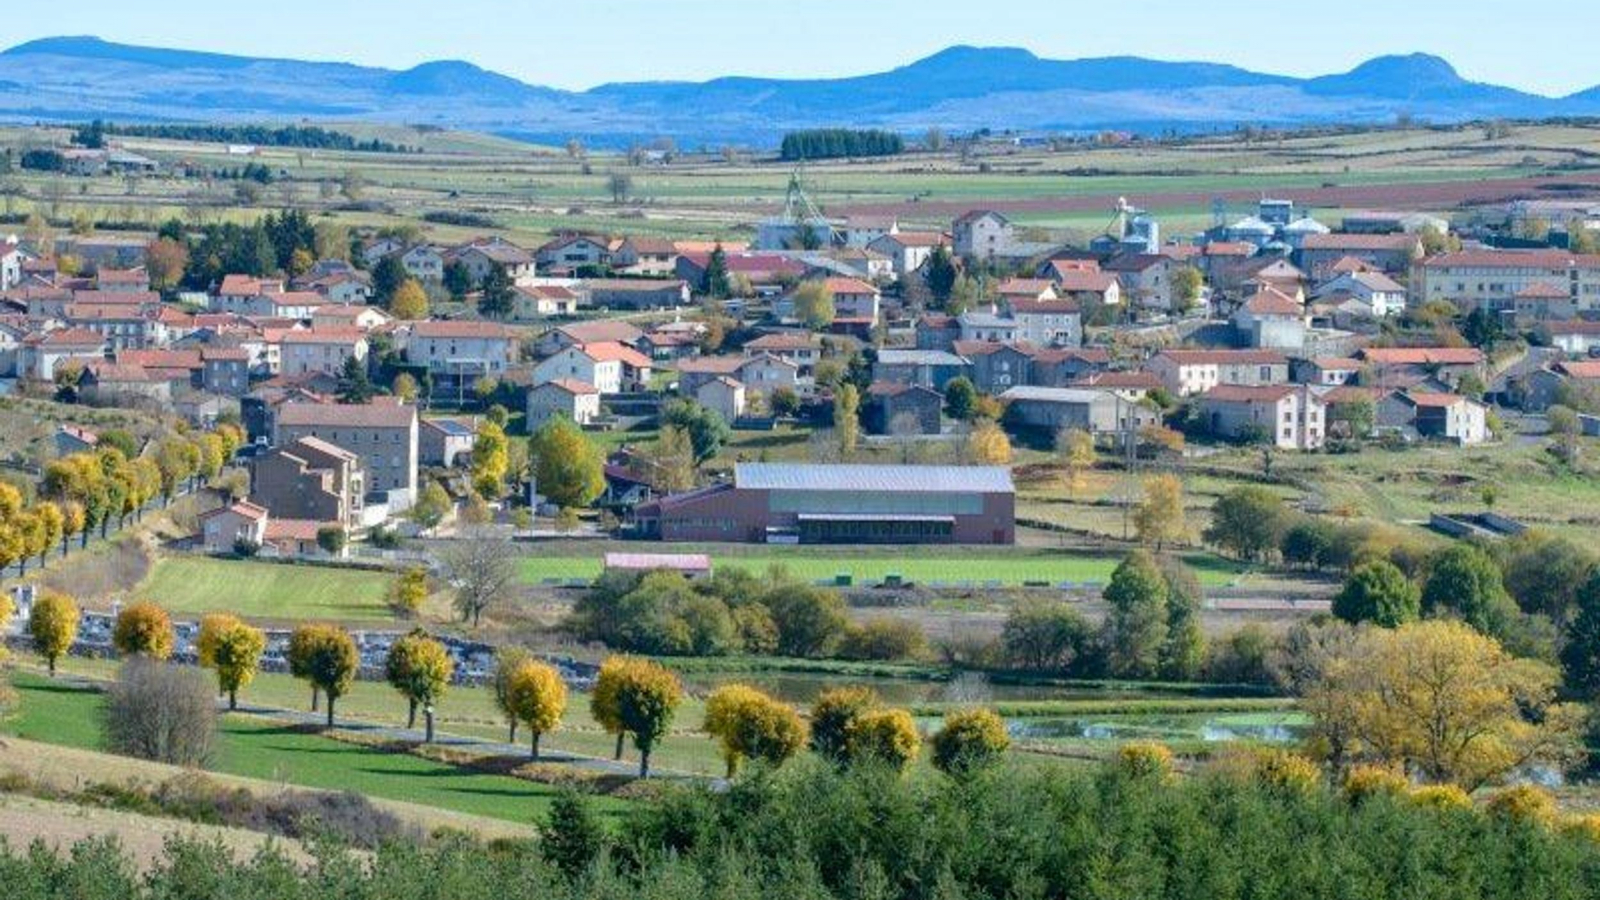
[1007,712,1309,746]
[678,670,1206,706]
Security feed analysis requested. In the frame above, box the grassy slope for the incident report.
[3,672,623,824]
[135,557,397,622]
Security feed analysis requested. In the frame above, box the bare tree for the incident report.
[442,527,518,628]
[103,658,217,766]
[887,412,928,464]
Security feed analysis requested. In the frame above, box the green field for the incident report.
[3,672,625,824]
[136,557,397,622]
[520,549,1242,587]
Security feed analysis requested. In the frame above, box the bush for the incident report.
[1485,784,1557,826]
[929,709,1010,776]
[103,658,217,766]
[837,619,927,662]
[1253,749,1323,796]
[1115,741,1174,781]
[1342,765,1409,804]
[1408,784,1473,811]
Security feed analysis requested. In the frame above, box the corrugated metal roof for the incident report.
[735,463,1012,494]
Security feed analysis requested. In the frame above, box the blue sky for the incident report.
[1,0,1592,96]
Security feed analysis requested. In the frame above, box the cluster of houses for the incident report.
[8,182,1600,551]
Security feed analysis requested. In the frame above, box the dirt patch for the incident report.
[0,792,313,871]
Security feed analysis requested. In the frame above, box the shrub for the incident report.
[809,686,880,762]
[1408,784,1473,812]
[844,708,921,771]
[929,709,1010,776]
[1116,741,1175,781]
[837,618,928,662]
[1484,784,1557,826]
[1254,749,1323,796]
[1342,765,1409,804]
[103,658,217,766]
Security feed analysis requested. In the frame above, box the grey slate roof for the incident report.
[735,463,1013,494]
[876,349,970,367]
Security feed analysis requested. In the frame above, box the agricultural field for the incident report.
[133,556,397,622]
[5,119,1600,253]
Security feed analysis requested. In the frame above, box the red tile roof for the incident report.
[277,402,417,429]
[541,378,600,395]
[578,341,652,367]
[1240,287,1304,316]
[1423,249,1600,269]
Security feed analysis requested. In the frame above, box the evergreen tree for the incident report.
[478,263,515,318]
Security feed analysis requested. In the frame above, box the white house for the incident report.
[1199,384,1327,450]
[532,342,652,394]
[404,320,516,377]
[401,245,446,283]
[279,328,369,377]
[1311,270,1408,318]
[527,378,602,427]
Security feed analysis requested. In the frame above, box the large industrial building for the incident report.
[632,463,1015,545]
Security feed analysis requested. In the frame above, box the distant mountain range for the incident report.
[0,36,1596,147]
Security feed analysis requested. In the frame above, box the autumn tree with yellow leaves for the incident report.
[505,658,568,759]
[703,684,807,777]
[1303,619,1581,788]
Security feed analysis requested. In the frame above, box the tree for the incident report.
[642,425,696,492]
[703,684,806,776]
[810,686,880,763]
[1500,529,1594,621]
[1002,600,1090,672]
[660,399,731,463]
[392,371,419,403]
[336,355,373,404]
[113,601,174,661]
[704,243,731,298]
[607,172,634,204]
[1422,544,1515,637]
[304,626,358,728]
[591,656,632,759]
[764,583,849,657]
[209,620,266,710]
[316,525,347,557]
[29,591,79,675]
[1159,557,1206,680]
[485,645,534,743]
[614,659,683,777]
[146,237,189,292]
[385,630,454,738]
[1203,486,1288,561]
[471,421,510,500]
[502,659,567,759]
[1333,561,1420,628]
[924,245,957,303]
[410,481,452,531]
[389,565,429,618]
[442,260,473,300]
[845,708,921,771]
[1561,570,1600,696]
[1171,266,1203,313]
[770,385,801,418]
[1305,620,1580,788]
[390,279,429,320]
[930,708,1010,776]
[530,417,605,509]
[1132,473,1186,551]
[1057,427,1096,494]
[833,384,860,456]
[793,280,836,330]
[371,255,407,306]
[103,658,217,767]
[541,790,608,881]
[964,420,1012,465]
[478,263,515,318]
[944,377,979,421]
[441,528,517,627]
[1101,550,1170,679]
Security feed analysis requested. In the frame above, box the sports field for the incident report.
[135,557,396,622]
[519,549,1242,587]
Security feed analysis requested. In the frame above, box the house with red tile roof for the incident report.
[532,342,652,394]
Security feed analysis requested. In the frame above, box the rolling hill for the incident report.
[0,36,1593,146]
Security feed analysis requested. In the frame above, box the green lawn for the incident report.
[3,672,625,824]
[135,557,397,622]
[520,549,1240,587]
